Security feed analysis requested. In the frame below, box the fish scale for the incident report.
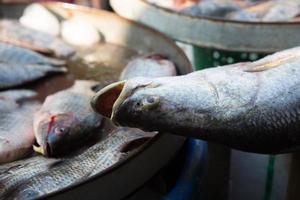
[0,127,155,199]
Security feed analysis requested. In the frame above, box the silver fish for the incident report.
[0,43,65,66]
[119,54,177,80]
[0,63,67,89]
[33,80,103,157]
[92,46,300,154]
[0,90,41,164]
[0,20,75,58]
[229,0,300,22]
[0,127,155,199]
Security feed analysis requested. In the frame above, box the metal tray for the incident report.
[0,3,192,200]
[110,0,300,53]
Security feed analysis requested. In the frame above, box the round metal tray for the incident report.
[0,3,192,200]
[110,0,300,53]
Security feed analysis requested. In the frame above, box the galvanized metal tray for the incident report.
[110,0,300,53]
[0,3,192,199]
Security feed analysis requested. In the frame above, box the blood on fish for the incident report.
[47,116,56,136]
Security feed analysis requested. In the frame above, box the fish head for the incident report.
[34,112,82,157]
[91,75,216,134]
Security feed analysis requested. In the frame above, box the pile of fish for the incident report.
[0,52,177,198]
[148,0,300,22]
[0,3,179,198]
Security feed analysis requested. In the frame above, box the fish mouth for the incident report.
[91,80,128,125]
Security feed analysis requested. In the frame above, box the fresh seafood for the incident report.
[33,80,103,157]
[0,43,65,66]
[0,20,75,58]
[229,0,300,21]
[92,46,300,154]
[61,18,101,47]
[20,3,60,36]
[0,63,67,89]
[0,90,41,164]
[93,54,177,118]
[148,0,300,22]
[0,127,155,199]
[119,54,177,80]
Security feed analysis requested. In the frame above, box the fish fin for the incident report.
[244,53,297,72]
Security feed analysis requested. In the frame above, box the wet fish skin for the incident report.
[0,63,67,89]
[0,90,41,164]
[120,54,177,80]
[0,127,155,199]
[93,47,300,154]
[0,20,75,58]
[0,43,65,66]
[33,80,103,157]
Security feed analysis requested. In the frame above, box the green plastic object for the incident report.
[193,46,268,70]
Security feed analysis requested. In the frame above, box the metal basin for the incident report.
[0,3,192,200]
[110,0,300,53]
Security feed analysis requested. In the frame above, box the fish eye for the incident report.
[141,96,160,110]
[54,127,66,134]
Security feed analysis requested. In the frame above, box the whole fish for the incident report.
[119,54,177,80]
[0,127,156,199]
[0,63,67,89]
[92,47,300,154]
[33,80,103,157]
[0,20,75,58]
[0,43,65,66]
[0,90,41,164]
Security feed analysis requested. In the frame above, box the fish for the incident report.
[181,0,241,18]
[0,20,75,58]
[0,63,67,89]
[93,54,177,118]
[33,80,103,157]
[0,90,41,164]
[262,0,300,22]
[92,46,300,154]
[229,0,300,22]
[0,127,156,199]
[119,54,177,80]
[0,43,65,66]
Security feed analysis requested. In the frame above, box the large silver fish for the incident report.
[92,47,300,154]
[33,80,103,157]
[0,90,41,164]
[0,20,75,58]
[0,127,155,199]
